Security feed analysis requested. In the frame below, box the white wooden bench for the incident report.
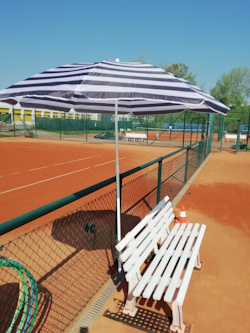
[116,196,206,333]
[125,132,147,142]
[224,133,247,143]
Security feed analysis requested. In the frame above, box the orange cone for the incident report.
[178,205,187,223]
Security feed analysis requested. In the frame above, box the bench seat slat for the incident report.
[174,224,206,306]
[133,223,180,297]
[140,223,186,298]
[153,223,193,301]
[164,223,200,302]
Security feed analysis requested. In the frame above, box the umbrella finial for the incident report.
[115,58,120,62]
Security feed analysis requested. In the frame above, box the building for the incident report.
[0,102,131,125]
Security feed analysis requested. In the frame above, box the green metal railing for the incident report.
[0,139,208,333]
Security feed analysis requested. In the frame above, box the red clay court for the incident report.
[0,137,177,240]
[1,137,250,332]
[89,151,250,333]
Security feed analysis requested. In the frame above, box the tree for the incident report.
[130,56,146,63]
[211,67,250,108]
[164,63,197,85]
[150,63,197,126]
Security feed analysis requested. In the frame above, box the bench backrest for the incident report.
[116,196,175,278]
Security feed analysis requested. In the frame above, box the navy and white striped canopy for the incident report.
[0,60,229,115]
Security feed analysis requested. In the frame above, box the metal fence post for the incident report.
[204,139,207,160]
[157,159,162,204]
[190,118,193,145]
[218,114,223,141]
[236,119,241,153]
[59,115,62,140]
[207,114,213,154]
[85,114,88,142]
[197,142,201,168]
[35,111,37,138]
[13,107,16,137]
[220,116,225,152]
[196,117,199,142]
[246,109,250,151]
[147,116,149,146]
[202,118,205,140]
[184,148,189,183]
[182,111,186,147]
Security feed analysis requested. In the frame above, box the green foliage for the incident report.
[130,56,146,63]
[164,63,197,85]
[228,105,250,124]
[211,67,250,109]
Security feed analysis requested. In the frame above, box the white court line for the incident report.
[52,155,101,166]
[1,156,125,195]
[29,166,50,171]
[94,157,125,167]
[29,155,101,171]
[0,167,90,195]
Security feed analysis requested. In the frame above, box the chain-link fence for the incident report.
[210,111,250,152]
[0,112,133,142]
[0,109,210,148]
[0,140,208,332]
[1,107,250,150]
[0,113,12,133]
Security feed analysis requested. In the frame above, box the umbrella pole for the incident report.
[115,100,122,272]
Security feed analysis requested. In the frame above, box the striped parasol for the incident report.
[0,60,229,115]
[0,60,229,269]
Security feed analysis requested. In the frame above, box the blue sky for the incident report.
[0,0,250,93]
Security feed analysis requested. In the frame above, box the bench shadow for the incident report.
[103,298,192,333]
[0,282,52,333]
[31,285,53,333]
[115,266,173,324]
[0,282,19,333]
[51,209,141,251]
[36,209,141,332]
[114,256,192,332]
[0,209,141,333]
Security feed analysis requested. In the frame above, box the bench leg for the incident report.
[195,251,202,270]
[170,301,186,333]
[123,275,139,317]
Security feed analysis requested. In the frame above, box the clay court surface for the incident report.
[89,151,250,333]
[0,137,177,241]
[1,137,250,332]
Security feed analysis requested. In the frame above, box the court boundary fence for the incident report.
[2,109,249,151]
[0,110,209,148]
[0,139,209,333]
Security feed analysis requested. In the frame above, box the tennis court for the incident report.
[1,136,249,332]
[0,137,178,239]
[0,136,185,332]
